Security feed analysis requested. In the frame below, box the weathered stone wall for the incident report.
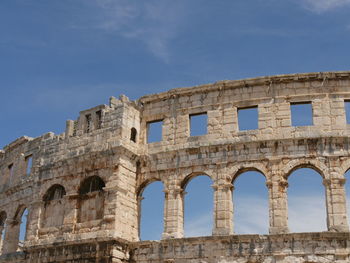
[0,71,350,262]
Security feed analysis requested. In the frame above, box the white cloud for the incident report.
[84,0,188,62]
[185,214,212,237]
[288,195,327,232]
[299,0,350,13]
[234,196,269,234]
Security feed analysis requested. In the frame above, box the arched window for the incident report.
[130,127,137,143]
[0,211,6,253]
[42,185,66,228]
[182,174,213,237]
[287,167,326,232]
[43,184,66,202]
[18,208,28,250]
[79,176,105,195]
[78,176,105,223]
[233,170,268,234]
[138,180,164,240]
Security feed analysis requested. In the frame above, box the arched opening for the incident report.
[18,208,28,250]
[78,176,105,223]
[42,184,66,228]
[130,127,137,143]
[43,184,66,202]
[345,169,350,225]
[182,174,213,237]
[232,170,268,234]
[0,211,6,253]
[79,176,105,195]
[138,180,164,240]
[287,167,326,232]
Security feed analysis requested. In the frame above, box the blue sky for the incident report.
[2,0,350,241]
[1,0,350,147]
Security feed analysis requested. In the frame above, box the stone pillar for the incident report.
[268,174,289,234]
[324,178,349,232]
[2,218,20,253]
[162,186,184,239]
[62,194,78,233]
[25,201,41,243]
[212,183,233,235]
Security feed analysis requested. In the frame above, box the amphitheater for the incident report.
[1,71,350,263]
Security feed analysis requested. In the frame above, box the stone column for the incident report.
[2,218,20,253]
[63,194,79,232]
[212,183,233,235]
[162,185,184,239]
[268,174,289,234]
[25,201,42,243]
[324,178,349,232]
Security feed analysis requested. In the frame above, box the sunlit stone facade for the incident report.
[1,72,350,262]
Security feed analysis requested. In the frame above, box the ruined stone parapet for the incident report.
[0,71,350,262]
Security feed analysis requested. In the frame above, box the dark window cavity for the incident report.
[96,110,102,129]
[238,106,258,131]
[291,102,313,127]
[79,176,105,195]
[85,114,92,133]
[147,120,163,143]
[190,113,207,136]
[130,127,137,142]
[43,185,66,202]
[8,164,14,177]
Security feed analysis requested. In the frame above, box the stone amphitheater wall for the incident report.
[0,72,350,262]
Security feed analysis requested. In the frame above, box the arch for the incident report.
[283,159,327,179]
[182,173,214,237]
[137,178,163,198]
[180,172,212,190]
[77,176,105,223]
[16,207,29,249]
[41,184,66,228]
[138,180,164,240]
[232,167,267,184]
[225,163,269,183]
[340,158,350,177]
[79,176,105,195]
[130,127,137,143]
[233,170,268,234]
[287,167,327,232]
[43,184,66,202]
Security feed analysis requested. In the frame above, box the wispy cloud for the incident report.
[298,0,350,13]
[289,195,327,232]
[185,214,212,237]
[75,0,188,62]
[234,196,269,234]
[184,193,333,237]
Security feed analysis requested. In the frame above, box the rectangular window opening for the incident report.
[8,164,13,177]
[190,113,207,136]
[238,106,258,131]
[25,155,33,175]
[85,114,92,133]
[96,110,102,129]
[147,120,163,143]
[291,102,313,127]
[345,100,350,124]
